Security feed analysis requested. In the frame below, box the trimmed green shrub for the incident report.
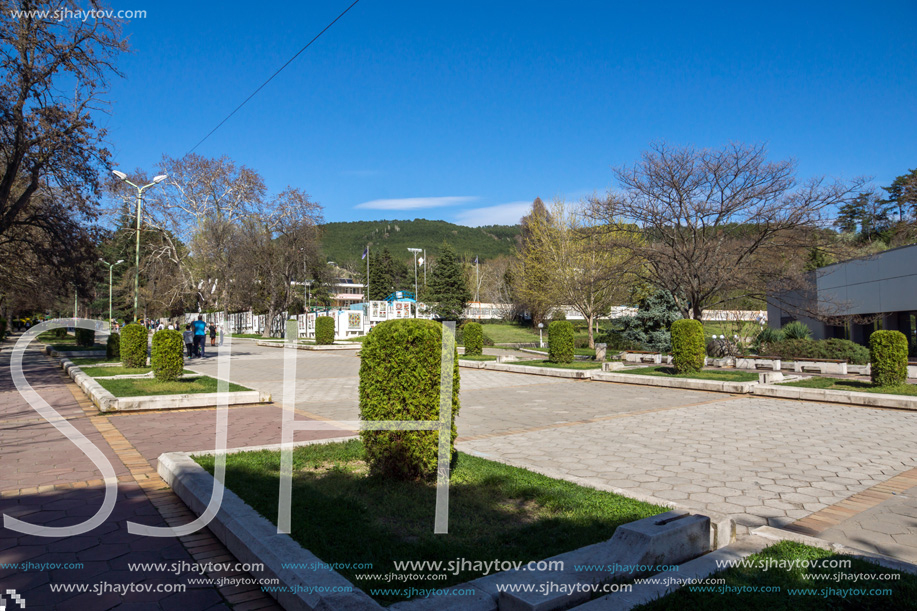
[54,326,67,338]
[763,338,870,365]
[151,330,185,381]
[548,320,574,363]
[74,328,95,347]
[463,322,484,356]
[106,332,121,360]
[315,316,335,345]
[870,330,908,387]
[359,319,460,480]
[120,324,148,368]
[781,320,812,340]
[671,319,706,373]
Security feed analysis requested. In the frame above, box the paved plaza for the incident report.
[3,336,917,608]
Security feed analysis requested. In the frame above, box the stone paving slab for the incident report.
[818,482,917,563]
[460,397,917,534]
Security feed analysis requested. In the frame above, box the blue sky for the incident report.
[103,0,917,226]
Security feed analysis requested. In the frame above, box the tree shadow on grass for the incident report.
[195,441,665,604]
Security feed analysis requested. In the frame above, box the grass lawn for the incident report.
[624,366,759,382]
[521,360,603,370]
[527,347,598,358]
[79,366,197,378]
[636,540,917,610]
[779,377,917,396]
[458,354,497,361]
[480,322,540,344]
[194,440,666,604]
[228,333,269,339]
[96,376,251,397]
[342,335,367,343]
[80,365,153,377]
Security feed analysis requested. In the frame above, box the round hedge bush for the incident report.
[870,330,908,387]
[359,318,460,480]
[315,316,335,345]
[548,320,574,363]
[151,329,185,381]
[463,322,484,356]
[671,319,705,373]
[120,323,148,368]
[75,328,95,347]
[106,332,121,360]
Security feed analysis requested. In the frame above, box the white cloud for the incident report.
[354,196,477,211]
[454,201,532,226]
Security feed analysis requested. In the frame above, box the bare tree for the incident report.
[227,188,323,337]
[588,142,866,320]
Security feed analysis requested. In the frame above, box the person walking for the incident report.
[192,315,207,357]
[209,323,217,347]
[183,324,194,358]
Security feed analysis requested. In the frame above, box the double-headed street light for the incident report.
[99,258,125,330]
[111,171,167,322]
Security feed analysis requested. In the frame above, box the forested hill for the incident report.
[320,219,520,264]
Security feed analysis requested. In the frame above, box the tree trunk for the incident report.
[587,313,595,348]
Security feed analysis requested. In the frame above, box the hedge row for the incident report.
[106,332,121,360]
[120,324,148,368]
[671,319,705,373]
[870,330,908,387]
[151,330,184,381]
[75,328,95,347]
[359,319,460,480]
[548,321,574,363]
[762,338,870,365]
[315,316,335,345]
[463,322,483,356]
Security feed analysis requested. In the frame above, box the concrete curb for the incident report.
[58,357,270,413]
[457,359,490,369]
[161,439,733,611]
[752,383,917,411]
[44,345,107,359]
[590,371,757,394]
[158,444,380,611]
[255,340,360,351]
[482,362,596,379]
[578,534,772,610]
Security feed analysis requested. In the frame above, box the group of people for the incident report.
[182,316,222,358]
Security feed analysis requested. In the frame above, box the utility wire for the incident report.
[187,0,362,154]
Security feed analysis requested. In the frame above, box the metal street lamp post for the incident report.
[407,248,421,299]
[111,170,167,322]
[538,322,544,348]
[99,259,125,330]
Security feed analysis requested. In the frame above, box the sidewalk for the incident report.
[0,335,301,609]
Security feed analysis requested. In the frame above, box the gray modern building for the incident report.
[768,243,917,349]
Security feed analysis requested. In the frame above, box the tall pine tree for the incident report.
[423,243,471,321]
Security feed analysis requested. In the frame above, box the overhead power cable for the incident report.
[187,0,363,154]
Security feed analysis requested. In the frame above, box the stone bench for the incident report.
[791,357,847,375]
[623,351,672,365]
[705,357,735,368]
[735,356,781,371]
[909,363,917,379]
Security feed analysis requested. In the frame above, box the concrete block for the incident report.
[594,343,607,361]
[602,361,625,372]
[758,371,784,384]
